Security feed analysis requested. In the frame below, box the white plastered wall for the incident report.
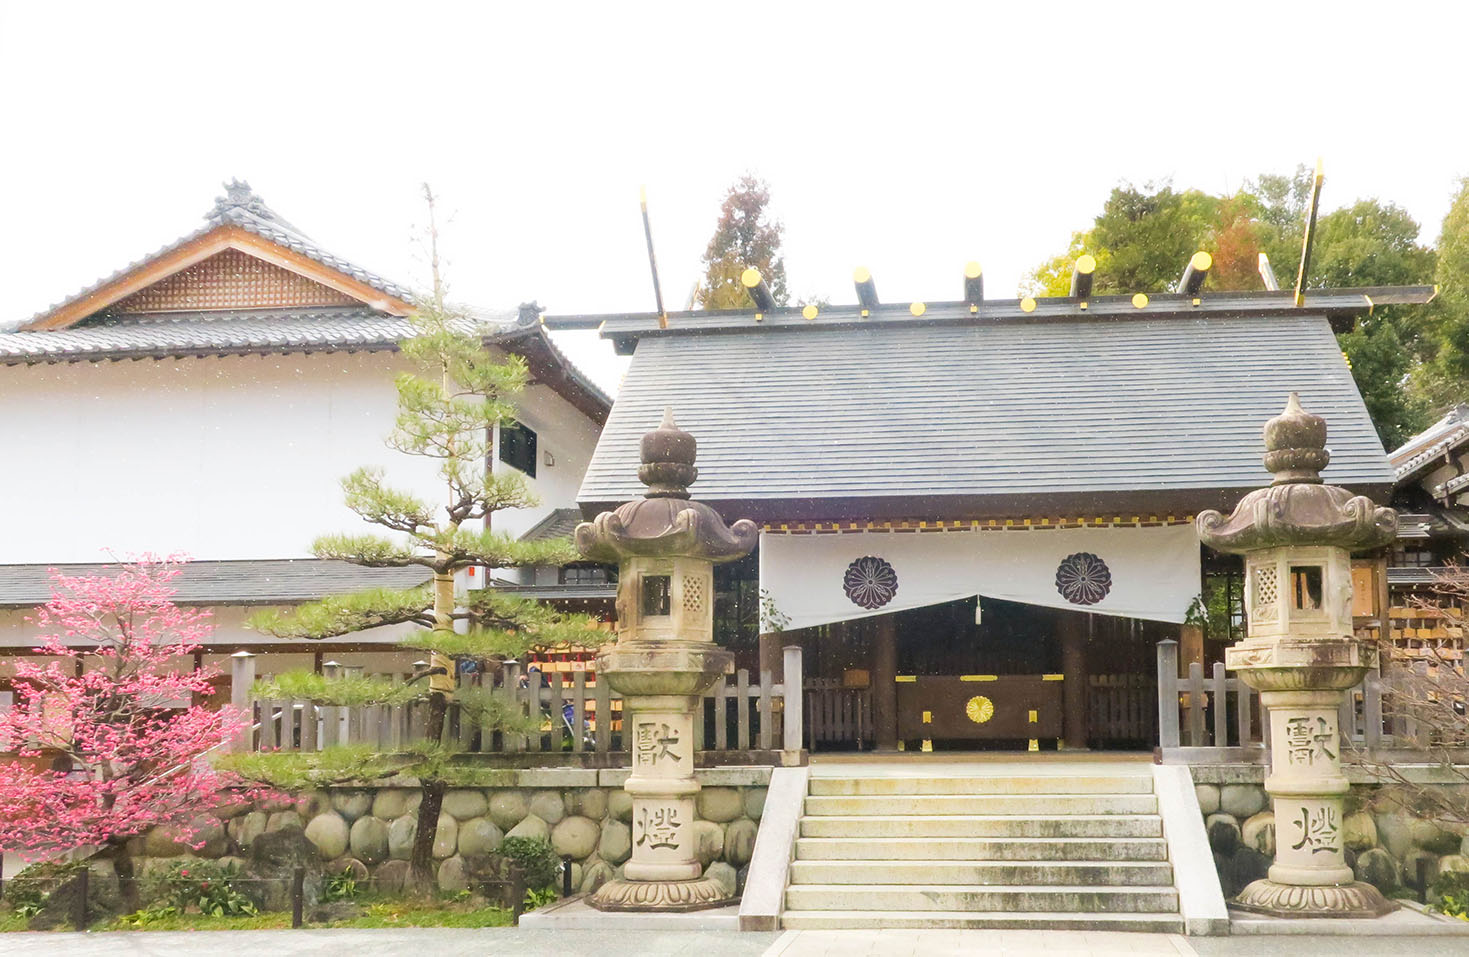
[0,348,601,564]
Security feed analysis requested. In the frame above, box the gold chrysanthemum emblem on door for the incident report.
[965,695,995,723]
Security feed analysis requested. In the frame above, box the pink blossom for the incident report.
[0,558,262,859]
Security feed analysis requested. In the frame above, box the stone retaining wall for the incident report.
[125,768,770,900]
[1190,770,1469,899]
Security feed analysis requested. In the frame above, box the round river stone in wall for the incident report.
[1205,814,1241,855]
[551,816,600,860]
[388,815,417,859]
[267,811,304,834]
[581,859,615,894]
[438,855,470,893]
[190,815,230,859]
[457,818,504,859]
[704,861,737,897]
[349,816,389,864]
[228,811,267,849]
[725,819,758,866]
[744,788,766,821]
[598,820,632,865]
[1376,812,1415,860]
[488,791,529,831]
[576,789,608,821]
[690,820,725,867]
[374,859,412,895]
[1412,818,1460,855]
[529,790,566,825]
[1355,847,1398,893]
[1194,785,1221,815]
[1442,854,1469,875]
[305,812,350,861]
[609,790,633,823]
[443,789,489,821]
[1342,811,1376,851]
[433,814,458,860]
[1219,785,1266,819]
[372,789,419,821]
[330,790,373,823]
[696,788,743,823]
[506,814,550,843]
[1241,811,1274,857]
[144,824,187,857]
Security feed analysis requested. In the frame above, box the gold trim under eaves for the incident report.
[1042,674,1064,681]
[763,515,1195,534]
[895,675,917,683]
[960,675,998,682]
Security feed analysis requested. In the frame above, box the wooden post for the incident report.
[230,652,256,752]
[872,615,898,751]
[1187,662,1206,747]
[758,631,784,683]
[595,674,612,753]
[1212,662,1229,747]
[758,668,773,750]
[1060,613,1089,750]
[1156,639,1180,749]
[713,674,729,752]
[782,644,804,762]
[736,668,751,750]
[572,671,586,754]
[1237,678,1254,747]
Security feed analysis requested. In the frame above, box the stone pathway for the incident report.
[763,928,1195,956]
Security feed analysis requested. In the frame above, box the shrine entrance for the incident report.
[789,597,1162,753]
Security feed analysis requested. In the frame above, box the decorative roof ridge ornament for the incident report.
[207,179,303,235]
[1196,392,1395,553]
[576,407,758,563]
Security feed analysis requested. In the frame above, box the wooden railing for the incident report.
[803,679,873,752]
[1155,638,1402,764]
[232,646,805,766]
[1087,673,1157,747]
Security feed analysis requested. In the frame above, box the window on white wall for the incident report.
[499,422,537,478]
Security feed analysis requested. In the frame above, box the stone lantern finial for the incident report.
[638,407,698,498]
[1263,392,1330,485]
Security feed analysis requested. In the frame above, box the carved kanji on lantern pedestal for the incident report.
[576,408,758,911]
[1197,393,1396,917]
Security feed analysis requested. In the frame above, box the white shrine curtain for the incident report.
[758,524,1201,631]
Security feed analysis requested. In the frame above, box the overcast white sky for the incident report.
[2,1,1466,395]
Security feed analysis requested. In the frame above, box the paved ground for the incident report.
[7,928,1469,956]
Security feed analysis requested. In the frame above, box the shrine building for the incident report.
[555,274,1437,753]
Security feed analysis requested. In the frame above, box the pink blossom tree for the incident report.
[0,559,248,878]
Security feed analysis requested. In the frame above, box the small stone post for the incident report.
[230,651,256,752]
[1197,393,1395,917]
[576,408,758,911]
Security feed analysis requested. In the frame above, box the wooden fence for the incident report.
[1155,638,1410,764]
[232,647,805,765]
[1087,673,1156,747]
[804,679,873,752]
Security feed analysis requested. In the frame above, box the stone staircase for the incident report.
[781,768,1185,932]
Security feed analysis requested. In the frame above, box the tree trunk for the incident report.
[409,776,447,893]
[110,842,138,913]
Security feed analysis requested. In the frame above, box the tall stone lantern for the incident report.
[576,409,758,911]
[1196,393,1395,917]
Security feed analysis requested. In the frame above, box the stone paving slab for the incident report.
[1228,902,1469,935]
[519,894,739,929]
[763,928,1195,956]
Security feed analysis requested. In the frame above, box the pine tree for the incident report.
[236,185,603,890]
[695,175,789,309]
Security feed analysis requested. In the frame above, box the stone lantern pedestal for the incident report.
[575,409,758,911]
[1198,393,1396,918]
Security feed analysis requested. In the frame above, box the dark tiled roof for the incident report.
[1390,404,1469,481]
[578,311,1393,517]
[0,559,433,608]
[518,508,584,543]
[22,182,414,327]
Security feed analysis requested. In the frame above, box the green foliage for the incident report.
[451,686,539,738]
[157,860,257,918]
[249,586,433,640]
[216,744,414,789]
[321,867,360,903]
[5,859,85,918]
[696,175,789,309]
[1421,178,1469,408]
[759,588,790,635]
[1434,871,1469,919]
[249,672,425,708]
[310,534,420,567]
[1341,321,1430,449]
[524,885,559,910]
[499,836,561,890]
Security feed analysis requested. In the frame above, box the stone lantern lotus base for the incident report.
[1233,879,1394,918]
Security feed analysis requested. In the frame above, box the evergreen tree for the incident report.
[1418,178,1469,409]
[234,185,603,890]
[695,175,789,309]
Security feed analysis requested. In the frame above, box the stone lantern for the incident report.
[1197,393,1396,917]
[576,408,758,911]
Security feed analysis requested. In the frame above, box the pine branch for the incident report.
[311,533,424,568]
[412,528,578,569]
[250,672,426,707]
[341,467,436,533]
[248,586,434,639]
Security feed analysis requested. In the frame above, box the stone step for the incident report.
[799,814,1164,839]
[783,883,1180,914]
[804,793,1157,817]
[788,859,1174,886]
[794,836,1170,861]
[808,775,1155,796]
[779,910,1186,933]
